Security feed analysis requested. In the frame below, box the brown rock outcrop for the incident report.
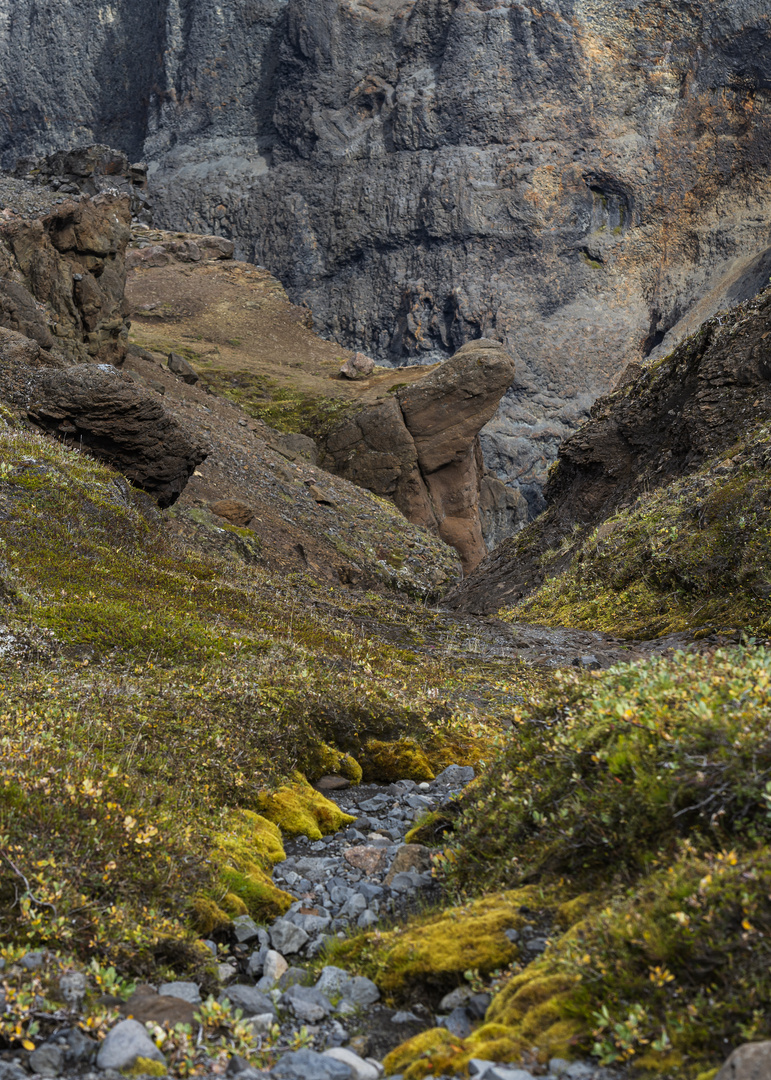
[323,340,516,572]
[0,194,131,364]
[27,364,208,507]
[446,287,771,613]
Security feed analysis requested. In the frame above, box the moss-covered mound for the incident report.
[508,424,771,638]
[413,647,771,1075]
[0,421,535,974]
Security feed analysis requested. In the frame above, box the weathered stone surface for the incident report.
[219,984,278,1018]
[479,474,529,553]
[210,499,254,527]
[340,353,375,380]
[0,195,131,365]
[398,342,516,475]
[448,287,771,614]
[715,1042,771,1080]
[121,985,197,1027]
[322,340,514,570]
[385,844,432,885]
[27,364,208,507]
[343,846,388,875]
[96,1018,166,1071]
[167,351,199,384]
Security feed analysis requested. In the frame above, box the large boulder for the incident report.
[322,340,515,573]
[26,364,208,506]
[715,1041,771,1080]
[397,341,517,475]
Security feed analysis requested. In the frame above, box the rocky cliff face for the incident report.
[446,284,771,615]
[2,1,771,514]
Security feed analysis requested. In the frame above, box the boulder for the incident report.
[28,1044,66,1077]
[397,341,516,475]
[95,1018,166,1071]
[269,917,310,955]
[343,846,388,875]
[340,353,375,380]
[27,364,208,506]
[159,981,201,1004]
[271,1048,352,1080]
[121,985,197,1026]
[210,499,255,527]
[716,1041,771,1080]
[282,983,333,1022]
[219,985,277,1018]
[167,351,199,384]
[385,844,432,885]
[322,1049,381,1080]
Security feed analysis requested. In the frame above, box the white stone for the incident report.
[323,1049,380,1080]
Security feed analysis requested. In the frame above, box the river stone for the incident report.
[315,966,350,996]
[385,844,432,885]
[219,985,277,1018]
[233,915,262,944]
[343,847,387,874]
[339,976,380,1007]
[29,1044,66,1077]
[486,1068,535,1080]
[121,985,196,1026]
[271,1048,353,1080]
[442,1006,473,1039]
[715,1041,771,1080]
[59,970,87,1009]
[96,1019,166,1071]
[159,981,201,1003]
[282,984,333,1023]
[270,918,310,954]
[262,950,288,985]
[322,1049,380,1080]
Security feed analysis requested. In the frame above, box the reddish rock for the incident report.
[343,846,388,874]
[210,499,254,527]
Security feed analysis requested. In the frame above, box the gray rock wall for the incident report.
[3,0,771,517]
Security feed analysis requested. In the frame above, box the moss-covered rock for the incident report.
[212,809,293,922]
[383,1028,460,1079]
[334,890,536,999]
[256,774,354,839]
[307,743,363,784]
[360,739,435,782]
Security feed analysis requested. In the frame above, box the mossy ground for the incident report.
[0,420,539,979]
[505,424,771,639]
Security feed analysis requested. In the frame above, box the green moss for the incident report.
[360,739,435,782]
[122,1058,167,1077]
[256,774,354,839]
[212,810,293,922]
[334,890,533,998]
[383,1028,460,1079]
[506,424,771,639]
[307,743,363,784]
[200,367,356,440]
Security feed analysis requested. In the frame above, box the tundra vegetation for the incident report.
[2,316,771,1079]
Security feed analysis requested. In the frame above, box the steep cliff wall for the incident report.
[2,0,771,514]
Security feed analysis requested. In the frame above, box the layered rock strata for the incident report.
[2,3,771,510]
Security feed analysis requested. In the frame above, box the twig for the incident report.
[0,850,58,917]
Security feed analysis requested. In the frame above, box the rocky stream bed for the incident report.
[0,767,622,1080]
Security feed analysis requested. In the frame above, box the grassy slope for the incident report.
[0,414,541,978]
[506,423,771,639]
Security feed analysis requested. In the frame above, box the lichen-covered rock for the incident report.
[26,363,208,506]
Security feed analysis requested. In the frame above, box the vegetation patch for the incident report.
[505,424,771,638]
